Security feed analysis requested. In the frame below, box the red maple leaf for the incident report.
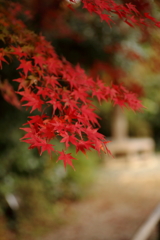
[100,14,114,26]
[76,140,92,154]
[60,132,77,148]
[0,79,21,109]
[38,122,55,140]
[47,99,63,114]
[71,88,89,103]
[57,150,76,170]
[0,48,8,69]
[39,140,55,156]
[32,55,45,68]
[144,12,156,22]
[25,115,46,125]
[126,3,139,14]
[13,73,27,90]
[92,88,106,103]
[11,46,27,58]
[80,105,101,126]
[17,59,32,76]
[113,98,126,108]
[18,90,44,112]
[44,76,61,88]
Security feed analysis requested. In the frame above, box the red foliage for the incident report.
[0,0,158,169]
[0,80,21,109]
[81,0,160,27]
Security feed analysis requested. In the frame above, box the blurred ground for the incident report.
[40,153,160,240]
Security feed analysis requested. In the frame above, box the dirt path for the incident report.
[40,155,160,240]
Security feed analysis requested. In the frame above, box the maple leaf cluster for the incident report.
[80,0,160,28]
[0,0,154,169]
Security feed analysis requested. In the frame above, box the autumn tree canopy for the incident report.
[0,0,159,169]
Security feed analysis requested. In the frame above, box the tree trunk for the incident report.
[111,106,128,140]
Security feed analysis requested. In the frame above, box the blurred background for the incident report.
[1,0,160,239]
